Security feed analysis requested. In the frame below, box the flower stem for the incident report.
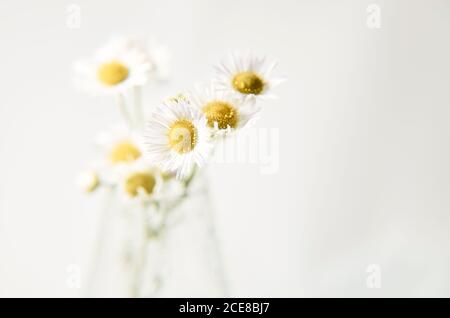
[116,93,133,128]
[133,86,144,129]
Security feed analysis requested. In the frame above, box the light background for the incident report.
[1,0,450,297]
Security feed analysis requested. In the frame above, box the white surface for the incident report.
[1,0,450,297]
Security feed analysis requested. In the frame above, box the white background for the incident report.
[1,0,450,297]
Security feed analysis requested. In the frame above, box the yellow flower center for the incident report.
[109,141,141,164]
[161,170,175,181]
[167,119,197,154]
[232,71,264,95]
[124,172,156,197]
[97,61,129,85]
[203,101,238,129]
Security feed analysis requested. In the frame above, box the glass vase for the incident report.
[84,170,228,297]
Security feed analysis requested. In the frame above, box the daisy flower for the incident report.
[188,84,261,136]
[73,37,153,95]
[145,99,212,180]
[77,170,100,193]
[96,125,145,167]
[214,52,284,100]
[91,125,147,187]
[118,163,163,203]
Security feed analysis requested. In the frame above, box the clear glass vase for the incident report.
[84,170,228,297]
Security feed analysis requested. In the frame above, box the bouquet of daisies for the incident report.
[74,36,283,297]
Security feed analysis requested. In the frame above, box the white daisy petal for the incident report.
[264,60,279,78]
[213,52,284,101]
[145,99,212,180]
[268,77,287,88]
[73,37,154,95]
[189,83,261,137]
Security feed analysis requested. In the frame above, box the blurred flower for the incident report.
[73,37,153,95]
[145,99,212,179]
[118,163,163,202]
[89,125,147,188]
[77,170,100,193]
[96,125,145,167]
[214,52,285,100]
[188,84,260,136]
[166,93,189,104]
